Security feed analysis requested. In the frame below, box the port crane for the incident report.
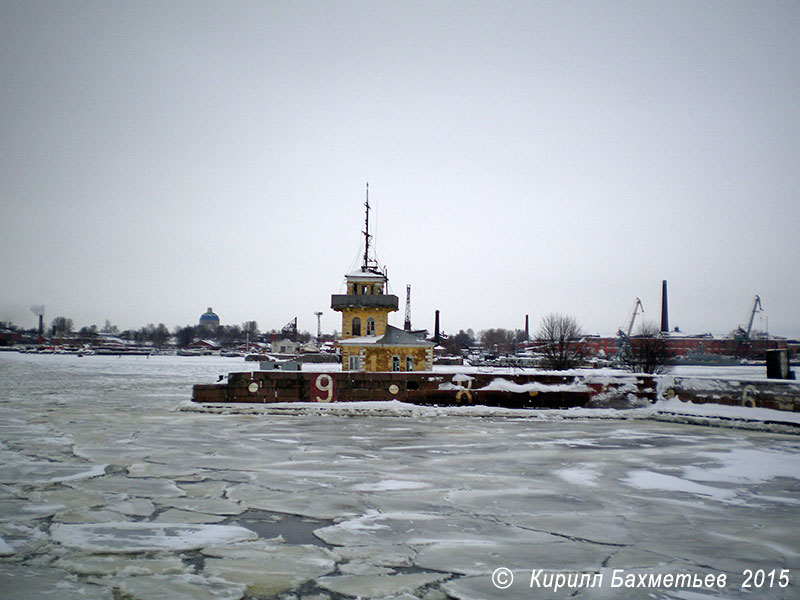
[619,297,644,340]
[615,298,644,362]
[735,295,762,342]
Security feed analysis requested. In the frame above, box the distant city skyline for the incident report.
[2,2,798,338]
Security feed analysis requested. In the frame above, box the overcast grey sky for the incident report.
[2,0,798,339]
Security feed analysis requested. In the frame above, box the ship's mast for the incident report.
[362,183,371,270]
[361,182,380,272]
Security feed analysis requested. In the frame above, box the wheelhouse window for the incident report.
[392,356,401,371]
[406,356,414,371]
[352,317,361,336]
[366,317,375,336]
[349,355,361,371]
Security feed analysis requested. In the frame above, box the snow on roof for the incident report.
[345,267,387,280]
[338,325,434,347]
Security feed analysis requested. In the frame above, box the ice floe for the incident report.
[202,540,337,596]
[50,522,258,552]
[115,573,246,600]
[2,354,799,599]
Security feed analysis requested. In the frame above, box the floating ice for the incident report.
[314,511,539,548]
[554,466,600,487]
[683,448,800,484]
[153,508,228,523]
[622,470,736,502]
[106,497,156,517]
[53,553,186,576]
[73,475,186,498]
[226,485,366,519]
[0,498,65,522]
[2,355,800,599]
[317,572,448,598]
[352,479,432,492]
[157,496,245,516]
[50,522,258,553]
[202,540,337,597]
[0,459,106,485]
[0,536,13,556]
[0,563,112,600]
[115,573,245,600]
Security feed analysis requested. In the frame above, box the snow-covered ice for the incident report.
[0,352,798,599]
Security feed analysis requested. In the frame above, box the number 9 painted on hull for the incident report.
[313,374,335,403]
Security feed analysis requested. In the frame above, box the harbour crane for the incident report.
[615,298,644,363]
[619,297,644,340]
[735,295,762,342]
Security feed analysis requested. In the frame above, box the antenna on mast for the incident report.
[362,182,371,270]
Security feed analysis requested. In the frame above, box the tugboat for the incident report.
[190,186,799,413]
[192,186,647,407]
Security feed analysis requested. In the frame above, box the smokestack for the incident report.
[30,305,45,338]
[434,310,440,345]
[661,280,669,333]
[404,285,412,331]
[525,314,529,341]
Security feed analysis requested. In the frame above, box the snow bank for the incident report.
[180,395,800,434]
[477,378,591,393]
[653,397,800,428]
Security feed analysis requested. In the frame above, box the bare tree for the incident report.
[623,321,672,374]
[242,321,259,337]
[50,316,74,338]
[479,328,515,352]
[535,313,584,370]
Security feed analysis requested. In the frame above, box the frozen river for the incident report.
[1,353,798,599]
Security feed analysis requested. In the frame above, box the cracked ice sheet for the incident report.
[3,355,800,599]
[317,572,449,598]
[0,563,112,600]
[50,522,257,552]
[70,474,186,498]
[0,521,47,556]
[314,511,549,548]
[682,447,800,484]
[0,457,106,485]
[622,470,738,502]
[414,540,612,576]
[156,496,245,516]
[202,540,337,596]
[226,484,367,519]
[115,574,245,600]
[53,553,186,576]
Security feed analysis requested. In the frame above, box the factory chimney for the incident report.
[30,305,45,340]
[525,314,529,341]
[434,310,440,345]
[404,285,412,331]
[660,280,669,333]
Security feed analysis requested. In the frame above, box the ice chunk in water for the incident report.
[115,573,245,600]
[50,522,257,552]
[53,552,186,576]
[0,563,112,599]
[202,539,337,596]
[317,572,448,598]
